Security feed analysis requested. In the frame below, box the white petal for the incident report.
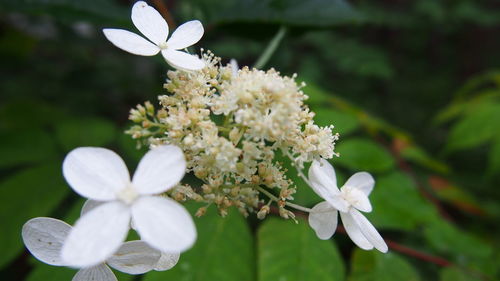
[161,49,205,71]
[107,240,161,275]
[62,202,131,268]
[350,209,388,253]
[344,172,375,196]
[308,160,350,213]
[230,59,239,77]
[81,200,105,217]
[22,217,71,266]
[131,1,169,45]
[154,252,180,271]
[63,147,131,201]
[132,145,186,195]
[309,158,337,190]
[166,20,204,50]
[72,265,117,281]
[103,29,160,56]
[132,196,196,253]
[308,201,338,240]
[339,211,374,250]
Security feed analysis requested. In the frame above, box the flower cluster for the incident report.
[22,2,389,280]
[128,52,338,218]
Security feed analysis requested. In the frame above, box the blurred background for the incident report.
[1,0,500,280]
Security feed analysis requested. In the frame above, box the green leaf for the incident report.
[26,266,76,281]
[334,138,395,173]
[0,128,57,168]
[313,108,360,136]
[424,220,492,260]
[365,172,438,231]
[446,103,500,152]
[54,117,118,152]
[424,220,498,276]
[258,218,344,281]
[143,203,254,281]
[348,249,420,281]
[439,267,482,281]
[26,263,134,281]
[400,145,449,174]
[0,0,128,24]
[487,137,500,176]
[0,100,65,130]
[180,0,361,27]
[0,164,70,269]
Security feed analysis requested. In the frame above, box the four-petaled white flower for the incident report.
[307,159,388,252]
[103,1,205,71]
[22,217,180,281]
[60,145,195,267]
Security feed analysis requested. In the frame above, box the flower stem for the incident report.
[255,186,312,213]
[253,26,287,70]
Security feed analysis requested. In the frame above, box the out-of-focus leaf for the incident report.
[334,138,395,173]
[487,137,500,176]
[446,103,500,152]
[394,137,449,174]
[0,0,128,24]
[27,263,133,281]
[26,266,76,281]
[329,37,393,79]
[428,176,485,216]
[143,203,254,281]
[0,164,69,269]
[0,100,65,130]
[348,249,420,281]
[439,267,482,281]
[313,108,360,136]
[366,172,438,231]
[303,82,332,105]
[117,129,148,165]
[424,220,496,275]
[258,218,344,281]
[0,128,57,168]
[54,117,118,151]
[180,0,361,26]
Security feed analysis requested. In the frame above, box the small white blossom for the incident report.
[60,145,195,267]
[21,217,179,281]
[307,159,388,253]
[103,1,205,70]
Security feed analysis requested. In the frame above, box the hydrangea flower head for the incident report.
[103,1,205,70]
[307,159,388,253]
[60,145,195,267]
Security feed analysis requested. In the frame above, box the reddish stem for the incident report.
[267,205,453,267]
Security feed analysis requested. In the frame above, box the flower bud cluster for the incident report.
[127,51,338,218]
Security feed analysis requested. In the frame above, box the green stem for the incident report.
[255,186,312,213]
[253,26,287,70]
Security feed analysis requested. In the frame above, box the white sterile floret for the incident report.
[307,159,388,253]
[21,217,178,281]
[103,1,205,71]
[61,145,195,267]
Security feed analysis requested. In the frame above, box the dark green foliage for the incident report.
[1,0,499,280]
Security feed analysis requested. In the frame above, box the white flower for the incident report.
[60,145,195,267]
[21,217,179,281]
[307,159,388,253]
[103,1,205,71]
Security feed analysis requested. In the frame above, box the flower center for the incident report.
[159,42,168,50]
[340,186,363,207]
[116,185,139,205]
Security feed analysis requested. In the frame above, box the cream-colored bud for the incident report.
[257,205,270,220]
